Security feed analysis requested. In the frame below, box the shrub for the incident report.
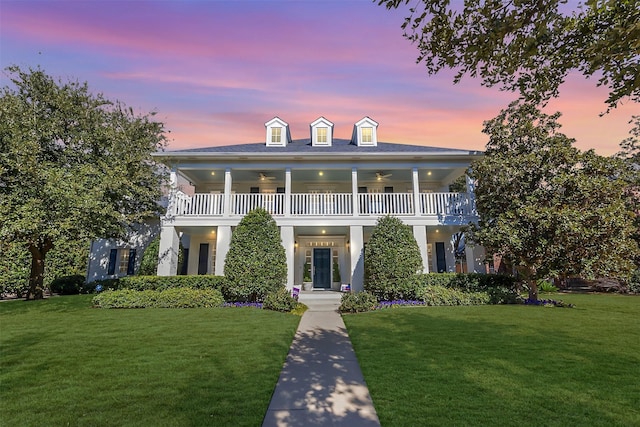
[263,287,298,312]
[224,208,287,301]
[137,235,161,275]
[118,275,226,292]
[364,216,423,300]
[408,273,519,304]
[537,279,558,293]
[339,291,378,313]
[420,285,490,306]
[49,275,86,295]
[93,287,224,309]
[628,269,640,294]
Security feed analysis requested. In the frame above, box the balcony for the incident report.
[170,191,475,217]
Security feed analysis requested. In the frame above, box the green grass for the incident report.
[343,294,640,426]
[0,295,300,426]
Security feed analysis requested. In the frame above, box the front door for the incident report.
[313,248,331,289]
[435,242,447,273]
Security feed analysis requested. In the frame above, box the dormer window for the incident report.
[317,127,327,144]
[265,117,291,147]
[271,127,282,144]
[352,117,379,146]
[361,127,373,144]
[310,117,334,146]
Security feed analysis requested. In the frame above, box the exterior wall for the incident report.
[86,219,160,283]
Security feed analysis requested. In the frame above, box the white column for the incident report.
[349,225,364,292]
[351,167,359,216]
[413,225,429,273]
[215,226,231,276]
[284,167,291,217]
[412,167,421,216]
[465,244,486,273]
[157,224,180,276]
[223,168,232,217]
[281,226,295,289]
[466,173,476,214]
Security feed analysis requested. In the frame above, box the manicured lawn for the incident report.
[0,295,300,426]
[343,294,640,426]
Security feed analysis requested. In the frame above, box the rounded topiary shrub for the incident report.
[223,208,287,302]
[263,287,297,312]
[364,215,423,300]
[137,236,161,276]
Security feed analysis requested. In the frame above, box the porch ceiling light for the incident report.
[210,171,215,176]
[318,171,324,176]
[322,230,326,234]
[427,171,432,176]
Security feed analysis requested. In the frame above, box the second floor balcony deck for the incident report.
[170,191,475,218]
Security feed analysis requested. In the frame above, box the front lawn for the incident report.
[343,293,640,426]
[0,295,299,426]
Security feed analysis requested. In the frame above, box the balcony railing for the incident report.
[170,191,475,217]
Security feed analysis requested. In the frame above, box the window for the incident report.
[107,248,136,276]
[317,127,327,143]
[271,127,281,143]
[362,127,373,143]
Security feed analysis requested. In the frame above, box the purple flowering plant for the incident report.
[524,298,575,308]
[222,302,264,309]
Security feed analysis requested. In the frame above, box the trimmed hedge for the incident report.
[117,275,226,292]
[49,275,87,295]
[409,273,520,304]
[339,291,378,313]
[420,285,490,306]
[92,287,224,309]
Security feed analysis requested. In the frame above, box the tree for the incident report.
[467,102,639,299]
[378,0,639,110]
[223,208,287,302]
[0,66,167,300]
[364,215,423,300]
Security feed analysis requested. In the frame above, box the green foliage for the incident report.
[627,269,640,294]
[420,285,490,306]
[223,208,287,301]
[118,275,225,292]
[467,102,639,299]
[49,275,86,295]
[379,0,639,110]
[408,273,520,304]
[332,260,341,282]
[92,288,224,309]
[303,262,312,282]
[263,287,298,312]
[537,279,558,293]
[137,235,160,276]
[0,65,167,299]
[339,291,379,313]
[364,216,423,300]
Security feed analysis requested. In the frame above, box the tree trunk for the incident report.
[26,239,53,300]
[528,279,539,301]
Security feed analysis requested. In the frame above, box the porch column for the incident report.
[412,167,421,216]
[413,225,429,273]
[284,167,291,217]
[214,226,231,276]
[223,168,232,217]
[351,167,359,216]
[465,173,476,214]
[157,223,179,276]
[281,226,295,289]
[349,225,364,291]
[466,244,485,273]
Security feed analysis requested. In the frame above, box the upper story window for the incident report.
[271,127,282,144]
[317,127,327,144]
[265,117,290,147]
[310,117,334,146]
[352,117,379,146]
[361,127,373,143]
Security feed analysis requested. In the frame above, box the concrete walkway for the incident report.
[262,291,381,427]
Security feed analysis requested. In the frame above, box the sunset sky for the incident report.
[1,0,636,155]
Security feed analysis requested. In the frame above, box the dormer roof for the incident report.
[265,116,291,147]
[310,116,334,147]
[351,116,379,147]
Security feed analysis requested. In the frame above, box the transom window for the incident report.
[362,127,373,143]
[317,127,327,143]
[271,127,282,143]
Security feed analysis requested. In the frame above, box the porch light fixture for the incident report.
[210,171,215,176]
[319,171,324,176]
[322,230,326,234]
[427,171,432,176]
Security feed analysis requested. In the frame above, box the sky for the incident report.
[0,0,636,155]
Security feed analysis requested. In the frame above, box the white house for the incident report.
[87,116,485,291]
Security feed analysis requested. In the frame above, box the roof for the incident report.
[156,138,482,157]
